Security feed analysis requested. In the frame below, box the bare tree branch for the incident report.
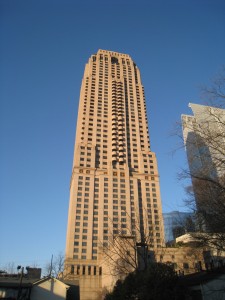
[176,69,225,252]
[44,252,65,278]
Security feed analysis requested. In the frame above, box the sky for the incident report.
[1,0,225,272]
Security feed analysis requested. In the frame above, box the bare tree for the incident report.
[184,179,225,252]
[179,68,225,252]
[99,210,161,281]
[44,252,65,278]
[200,66,225,105]
[1,262,16,274]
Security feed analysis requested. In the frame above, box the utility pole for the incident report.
[17,266,24,300]
[49,254,53,277]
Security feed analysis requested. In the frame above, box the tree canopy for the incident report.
[104,263,178,300]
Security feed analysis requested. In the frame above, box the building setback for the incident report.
[64,50,164,299]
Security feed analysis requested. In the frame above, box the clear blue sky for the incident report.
[1,0,225,271]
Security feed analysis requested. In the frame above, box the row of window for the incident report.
[77,175,156,184]
[73,254,97,260]
[70,264,102,276]
[77,184,156,194]
[77,177,157,188]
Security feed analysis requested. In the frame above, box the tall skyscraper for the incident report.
[182,103,225,180]
[65,50,164,299]
[182,103,225,232]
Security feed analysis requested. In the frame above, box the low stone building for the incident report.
[154,246,210,275]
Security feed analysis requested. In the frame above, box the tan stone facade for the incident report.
[155,246,210,275]
[65,50,164,299]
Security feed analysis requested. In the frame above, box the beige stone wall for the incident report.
[155,246,208,275]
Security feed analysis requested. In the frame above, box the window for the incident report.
[71,265,74,274]
[82,265,86,274]
[183,263,189,269]
[88,266,91,275]
[77,265,80,275]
